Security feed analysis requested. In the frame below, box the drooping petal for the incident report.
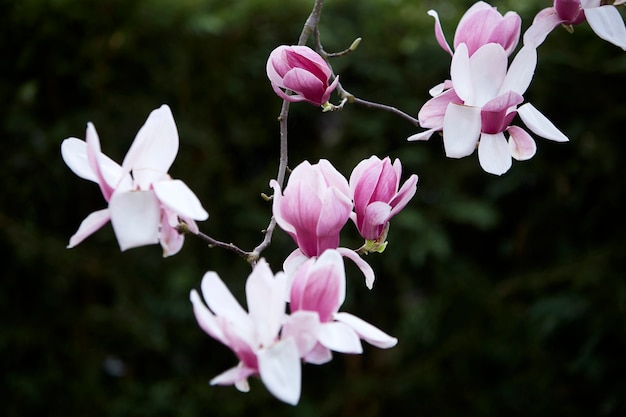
[257,338,302,406]
[517,103,569,142]
[337,247,375,290]
[159,218,185,257]
[477,132,512,175]
[407,128,438,142]
[122,105,179,188]
[442,103,482,158]
[333,312,398,349]
[210,363,257,389]
[317,321,363,354]
[523,8,563,47]
[108,190,161,251]
[153,179,209,220]
[67,208,111,248]
[507,125,537,161]
[584,5,626,50]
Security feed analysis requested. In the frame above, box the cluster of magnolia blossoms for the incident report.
[191,157,417,404]
[190,250,399,405]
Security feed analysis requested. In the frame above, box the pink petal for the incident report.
[517,103,569,142]
[318,159,351,197]
[109,190,160,251]
[269,180,297,237]
[333,312,398,349]
[584,5,626,50]
[427,9,453,55]
[477,132,512,175]
[190,288,227,345]
[153,179,208,220]
[159,219,185,257]
[467,43,508,106]
[388,174,418,219]
[507,125,537,161]
[85,123,117,201]
[407,128,438,142]
[257,338,302,406]
[359,201,392,240]
[67,208,110,248]
[282,68,326,106]
[417,87,461,129]
[315,187,352,254]
[442,103,481,158]
[281,311,322,358]
[491,12,522,55]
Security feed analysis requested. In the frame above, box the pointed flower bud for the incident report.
[266,45,339,107]
[349,156,418,241]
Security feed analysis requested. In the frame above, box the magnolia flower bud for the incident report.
[266,45,339,107]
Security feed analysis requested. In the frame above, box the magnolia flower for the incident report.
[349,156,418,242]
[190,259,302,405]
[408,43,568,175]
[524,0,626,50]
[271,159,376,289]
[61,105,208,256]
[270,159,352,258]
[282,250,397,365]
[266,45,339,107]
[429,1,521,57]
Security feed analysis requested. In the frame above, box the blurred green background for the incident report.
[2,0,626,415]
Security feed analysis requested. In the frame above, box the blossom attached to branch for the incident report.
[266,45,339,108]
[524,0,626,50]
[61,105,208,256]
[349,156,418,246]
[408,44,568,175]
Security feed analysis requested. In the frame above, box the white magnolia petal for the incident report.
[153,179,209,220]
[200,271,251,339]
[468,43,508,106]
[61,138,97,182]
[317,321,363,354]
[407,128,438,142]
[517,103,569,142]
[442,103,481,158]
[500,44,537,96]
[258,338,302,406]
[478,132,512,175]
[189,289,227,345]
[122,104,179,187]
[109,191,160,251]
[246,260,287,347]
[67,208,111,248]
[333,312,398,349]
[584,6,626,50]
[450,43,473,103]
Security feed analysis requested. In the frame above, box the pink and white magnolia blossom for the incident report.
[524,0,626,50]
[190,259,302,405]
[282,250,397,365]
[270,159,352,258]
[61,105,208,256]
[429,1,522,57]
[349,156,418,242]
[266,45,339,107]
[408,43,569,175]
[271,159,376,289]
